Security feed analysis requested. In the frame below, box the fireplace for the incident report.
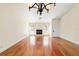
[36,29,42,35]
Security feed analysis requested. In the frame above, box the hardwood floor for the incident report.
[0,36,79,56]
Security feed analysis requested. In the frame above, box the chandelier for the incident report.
[28,3,56,15]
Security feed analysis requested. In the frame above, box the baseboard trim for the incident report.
[0,36,27,53]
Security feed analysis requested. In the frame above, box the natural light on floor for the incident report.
[30,36,49,46]
[43,36,49,46]
[30,36,36,46]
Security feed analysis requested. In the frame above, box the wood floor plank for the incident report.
[0,36,79,56]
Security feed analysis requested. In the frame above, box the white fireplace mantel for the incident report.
[29,22,50,35]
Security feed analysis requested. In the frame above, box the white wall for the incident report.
[60,4,79,44]
[52,18,60,37]
[0,4,29,52]
[0,4,53,53]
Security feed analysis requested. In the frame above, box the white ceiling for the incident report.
[49,3,77,19]
[0,3,77,21]
[25,3,77,22]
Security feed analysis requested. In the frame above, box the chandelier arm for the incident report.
[29,7,38,8]
[43,3,56,12]
[43,4,49,12]
[29,3,39,9]
[35,3,39,8]
[45,3,56,7]
[29,3,36,8]
[29,7,38,11]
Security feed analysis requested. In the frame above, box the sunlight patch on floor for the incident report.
[30,36,36,46]
[30,36,49,46]
[43,36,49,46]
